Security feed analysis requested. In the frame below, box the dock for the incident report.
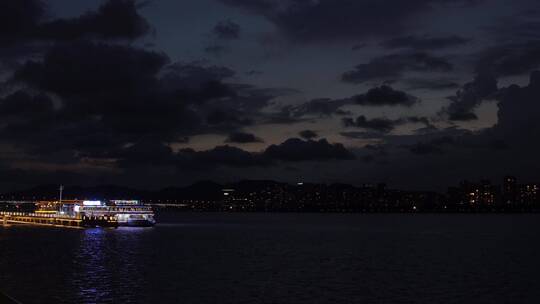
[0,211,117,228]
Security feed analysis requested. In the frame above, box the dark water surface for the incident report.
[1,213,539,303]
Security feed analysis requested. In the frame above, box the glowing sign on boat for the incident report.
[82,200,102,206]
[111,200,139,205]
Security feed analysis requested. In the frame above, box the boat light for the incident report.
[112,200,139,205]
[83,200,102,206]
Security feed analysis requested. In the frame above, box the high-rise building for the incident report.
[502,176,517,205]
[518,184,538,206]
[479,180,495,206]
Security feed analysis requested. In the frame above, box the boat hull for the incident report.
[120,219,156,227]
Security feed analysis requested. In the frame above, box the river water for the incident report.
[1,213,539,303]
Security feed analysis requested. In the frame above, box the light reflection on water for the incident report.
[71,227,150,303]
[1,213,540,304]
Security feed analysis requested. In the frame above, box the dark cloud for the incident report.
[446,109,478,121]
[342,115,433,133]
[114,137,355,171]
[38,0,150,41]
[114,140,176,168]
[427,72,538,183]
[204,44,228,57]
[354,85,419,107]
[343,116,401,133]
[218,0,479,42]
[160,62,235,92]
[289,86,419,118]
[246,70,264,76]
[342,52,453,84]
[0,0,149,47]
[206,110,252,126]
[291,98,351,117]
[440,71,498,121]
[14,41,168,97]
[7,42,202,149]
[212,19,241,40]
[190,137,356,165]
[4,0,540,191]
[494,71,540,140]
[405,116,427,125]
[0,0,45,46]
[486,10,540,42]
[299,130,318,139]
[404,78,461,91]
[178,146,269,168]
[354,143,389,164]
[406,116,436,130]
[409,142,444,155]
[2,38,295,164]
[340,131,385,139]
[408,136,455,155]
[218,0,276,14]
[264,138,355,161]
[225,132,264,143]
[0,90,54,117]
[110,141,269,170]
[336,72,540,190]
[203,20,240,58]
[381,34,469,50]
[259,105,309,125]
[199,85,299,130]
[351,43,368,51]
[475,41,540,78]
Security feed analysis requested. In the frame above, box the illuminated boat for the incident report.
[70,200,156,227]
[1,198,156,228]
[109,200,156,227]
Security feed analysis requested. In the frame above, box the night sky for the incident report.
[1,0,540,191]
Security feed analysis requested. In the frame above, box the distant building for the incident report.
[479,180,495,206]
[453,180,496,208]
[503,176,517,205]
[458,180,478,207]
[518,184,538,206]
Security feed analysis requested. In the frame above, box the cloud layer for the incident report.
[1,0,540,191]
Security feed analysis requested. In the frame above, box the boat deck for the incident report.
[1,211,116,228]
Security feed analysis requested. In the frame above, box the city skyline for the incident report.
[2,175,538,213]
[1,0,540,191]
